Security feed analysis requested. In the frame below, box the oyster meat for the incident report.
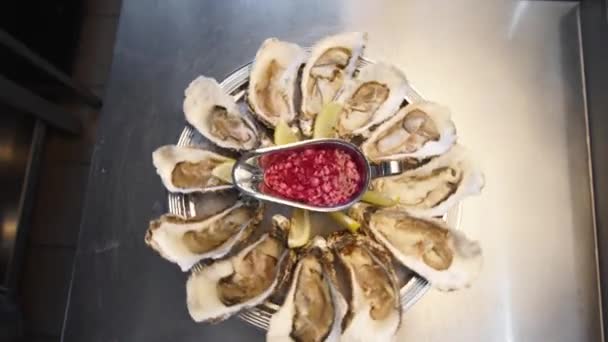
[328,233,401,342]
[267,237,347,342]
[145,200,263,271]
[362,102,456,162]
[356,205,483,291]
[370,145,484,218]
[335,63,408,138]
[300,32,367,136]
[248,38,306,128]
[186,215,290,322]
[184,76,259,151]
[152,145,233,193]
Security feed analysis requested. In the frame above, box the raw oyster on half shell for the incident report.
[328,233,401,342]
[362,102,456,162]
[248,38,306,128]
[184,76,259,151]
[267,237,347,342]
[186,214,290,322]
[152,145,233,193]
[335,62,408,138]
[370,145,484,218]
[300,32,367,136]
[145,200,263,271]
[351,204,483,291]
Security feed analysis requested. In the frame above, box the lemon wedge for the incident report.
[288,208,311,248]
[329,211,361,233]
[360,190,397,207]
[274,120,299,145]
[211,160,236,184]
[313,102,343,139]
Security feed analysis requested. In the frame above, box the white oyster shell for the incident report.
[300,32,367,136]
[248,38,306,128]
[362,102,456,162]
[370,145,484,218]
[184,76,259,151]
[267,237,347,342]
[152,145,233,193]
[365,208,483,291]
[186,223,288,323]
[144,201,263,271]
[335,62,408,138]
[329,233,402,342]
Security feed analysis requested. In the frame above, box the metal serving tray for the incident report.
[168,56,461,330]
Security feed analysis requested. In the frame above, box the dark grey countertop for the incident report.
[62,1,608,341]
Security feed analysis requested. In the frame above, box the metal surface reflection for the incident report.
[0,113,33,287]
[347,2,600,341]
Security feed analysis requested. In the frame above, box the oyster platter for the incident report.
[145,32,485,341]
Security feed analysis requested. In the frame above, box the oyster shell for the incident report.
[362,102,456,162]
[335,63,408,138]
[184,76,259,151]
[328,233,401,342]
[145,200,263,271]
[248,38,306,128]
[186,215,290,322]
[370,145,484,217]
[300,32,367,136]
[360,206,483,291]
[152,145,233,193]
[267,237,347,342]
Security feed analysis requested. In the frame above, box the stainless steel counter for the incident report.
[63,1,602,341]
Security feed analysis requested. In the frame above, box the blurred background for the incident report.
[0,1,121,341]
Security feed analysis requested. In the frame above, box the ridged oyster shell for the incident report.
[184,76,259,151]
[300,32,367,136]
[362,102,456,162]
[328,233,402,342]
[370,145,484,217]
[267,237,347,342]
[354,205,483,291]
[145,200,263,271]
[186,215,290,322]
[335,62,408,138]
[152,145,233,193]
[248,38,306,128]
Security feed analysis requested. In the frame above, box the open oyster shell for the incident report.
[184,76,259,151]
[370,145,484,218]
[186,215,290,323]
[248,38,306,128]
[300,32,367,136]
[152,145,233,193]
[362,102,457,162]
[145,200,263,271]
[267,237,347,342]
[352,204,483,291]
[328,233,402,342]
[335,62,408,138]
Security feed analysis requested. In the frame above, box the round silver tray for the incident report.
[168,57,461,330]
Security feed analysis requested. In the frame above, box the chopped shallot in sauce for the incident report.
[261,147,364,206]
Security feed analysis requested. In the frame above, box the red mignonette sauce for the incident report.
[259,146,365,207]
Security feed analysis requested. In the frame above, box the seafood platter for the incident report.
[145,32,485,342]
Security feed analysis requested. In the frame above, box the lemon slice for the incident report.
[361,190,397,207]
[274,120,299,145]
[288,208,311,248]
[211,160,236,184]
[313,102,343,139]
[329,211,361,233]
